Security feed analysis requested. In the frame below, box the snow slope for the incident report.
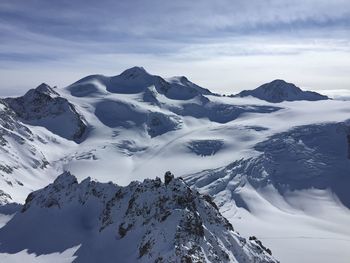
[0,67,350,262]
[235,79,329,102]
[185,120,350,263]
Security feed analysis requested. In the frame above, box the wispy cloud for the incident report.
[0,0,349,95]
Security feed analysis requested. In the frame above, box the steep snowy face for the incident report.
[0,171,277,263]
[0,100,50,203]
[5,83,87,142]
[185,121,350,208]
[236,79,329,103]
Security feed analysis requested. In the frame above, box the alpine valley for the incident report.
[0,67,349,263]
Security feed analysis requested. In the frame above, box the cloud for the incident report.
[1,0,349,43]
[0,0,349,95]
[320,89,350,100]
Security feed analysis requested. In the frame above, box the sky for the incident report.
[0,0,350,96]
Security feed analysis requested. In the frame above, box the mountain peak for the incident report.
[179,76,189,82]
[120,66,150,79]
[263,79,300,91]
[4,83,87,142]
[52,171,78,186]
[236,79,328,103]
[34,83,59,97]
[270,79,288,84]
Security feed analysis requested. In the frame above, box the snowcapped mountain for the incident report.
[0,67,283,206]
[5,83,87,142]
[1,66,350,262]
[0,171,277,263]
[0,83,88,204]
[68,66,213,100]
[235,79,329,103]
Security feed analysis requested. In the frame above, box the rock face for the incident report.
[236,79,329,103]
[5,83,87,142]
[0,171,277,263]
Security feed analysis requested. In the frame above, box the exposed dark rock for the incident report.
[164,171,174,185]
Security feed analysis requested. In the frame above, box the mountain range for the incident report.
[0,67,349,263]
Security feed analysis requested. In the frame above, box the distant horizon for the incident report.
[0,65,349,100]
[0,0,349,98]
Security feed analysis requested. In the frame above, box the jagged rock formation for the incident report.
[235,79,329,103]
[0,171,277,263]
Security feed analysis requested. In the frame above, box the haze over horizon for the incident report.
[0,0,350,97]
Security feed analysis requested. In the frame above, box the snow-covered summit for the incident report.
[68,66,215,100]
[0,171,277,263]
[119,66,150,79]
[236,79,329,103]
[166,75,213,96]
[5,83,87,142]
[31,83,59,97]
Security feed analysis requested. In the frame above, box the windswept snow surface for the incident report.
[0,67,350,262]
